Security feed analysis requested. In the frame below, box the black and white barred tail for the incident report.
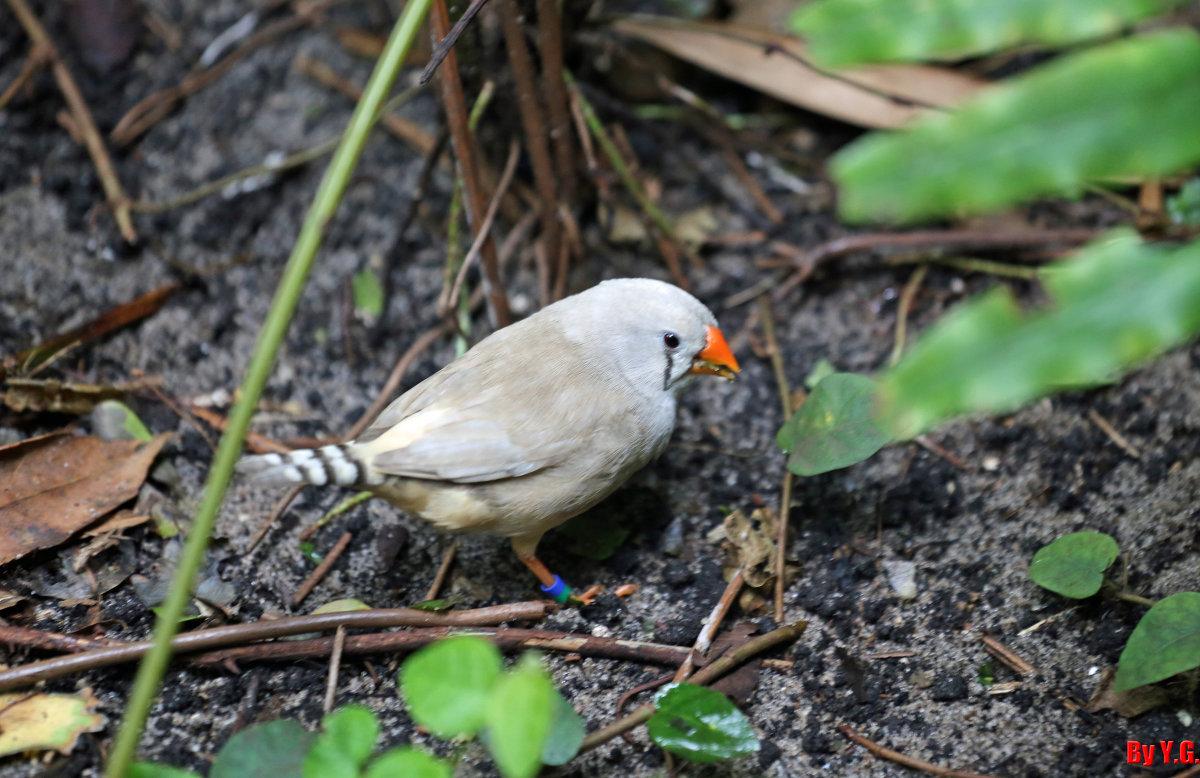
[238,444,384,488]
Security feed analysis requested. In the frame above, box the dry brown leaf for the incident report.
[0,433,169,565]
[0,689,106,757]
[723,508,777,588]
[1086,667,1170,718]
[611,17,987,129]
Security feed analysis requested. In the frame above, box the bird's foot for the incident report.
[540,576,602,606]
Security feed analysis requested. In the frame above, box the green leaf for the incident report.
[484,654,555,778]
[1115,592,1200,691]
[804,358,836,390]
[129,764,202,778]
[647,683,759,763]
[364,747,452,778]
[303,706,379,778]
[878,231,1200,438]
[352,269,385,320]
[792,0,1185,67]
[1167,178,1200,227]
[400,636,502,738]
[1028,532,1119,599]
[833,30,1200,223]
[93,399,153,442]
[776,373,891,475]
[211,720,314,778]
[541,690,585,766]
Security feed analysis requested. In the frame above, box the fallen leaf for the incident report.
[704,622,763,706]
[723,508,777,588]
[0,690,106,756]
[0,433,169,565]
[1087,667,1170,718]
[611,17,986,129]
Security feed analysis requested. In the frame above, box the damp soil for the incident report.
[2,3,1199,777]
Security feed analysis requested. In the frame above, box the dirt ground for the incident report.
[3,2,1200,777]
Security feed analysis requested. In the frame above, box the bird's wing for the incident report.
[353,320,603,484]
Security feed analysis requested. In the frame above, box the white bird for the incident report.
[239,278,739,603]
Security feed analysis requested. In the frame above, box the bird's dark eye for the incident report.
[663,332,680,349]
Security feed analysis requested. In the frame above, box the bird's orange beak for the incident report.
[689,325,740,380]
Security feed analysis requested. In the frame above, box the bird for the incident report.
[238,278,739,604]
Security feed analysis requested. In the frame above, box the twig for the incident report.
[1087,409,1142,459]
[838,725,999,778]
[498,0,563,303]
[188,404,285,454]
[759,297,793,623]
[0,626,116,653]
[110,0,346,145]
[247,484,306,552]
[716,134,783,225]
[674,569,745,682]
[293,55,435,154]
[298,491,373,543]
[344,323,452,440]
[446,139,521,312]
[425,540,458,600]
[429,0,511,327]
[774,228,1100,300]
[579,622,806,753]
[293,531,353,606]
[0,42,48,110]
[6,0,137,241]
[323,625,346,714]
[0,603,550,691]
[891,264,927,366]
[980,635,1037,678]
[886,254,1042,280]
[914,436,973,471]
[192,627,699,669]
[537,0,574,205]
[419,0,492,85]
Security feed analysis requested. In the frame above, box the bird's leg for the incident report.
[511,534,596,606]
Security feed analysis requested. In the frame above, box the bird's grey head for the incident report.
[554,278,739,399]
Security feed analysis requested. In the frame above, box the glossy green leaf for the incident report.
[400,636,502,738]
[364,747,452,778]
[303,706,379,778]
[834,30,1200,223]
[210,720,313,778]
[541,690,585,766]
[352,269,385,320]
[792,0,1184,67]
[776,373,891,475]
[648,683,758,763]
[1115,592,1200,690]
[878,231,1200,438]
[484,654,554,778]
[128,764,201,778]
[1028,532,1119,599]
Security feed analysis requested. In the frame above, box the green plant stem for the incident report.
[1112,590,1156,608]
[101,3,433,775]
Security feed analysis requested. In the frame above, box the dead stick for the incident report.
[429,0,511,327]
[344,322,452,439]
[323,625,346,714]
[537,0,574,207]
[6,0,137,241]
[192,627,696,668]
[759,296,793,623]
[0,603,551,691]
[579,622,806,753]
[890,264,927,366]
[293,531,353,605]
[0,42,48,110]
[838,724,999,778]
[674,568,744,682]
[419,0,491,85]
[446,139,521,310]
[775,228,1099,300]
[498,0,562,303]
[425,540,458,601]
[0,626,116,653]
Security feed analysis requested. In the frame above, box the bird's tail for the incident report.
[237,444,378,488]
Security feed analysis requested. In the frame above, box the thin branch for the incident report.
[838,724,999,778]
[6,0,136,241]
[0,602,550,692]
[0,42,49,110]
[536,0,576,217]
[498,0,563,300]
[890,264,927,367]
[425,540,458,600]
[292,531,353,605]
[419,0,492,85]
[759,297,793,623]
[323,625,346,714]
[674,569,744,682]
[429,0,511,326]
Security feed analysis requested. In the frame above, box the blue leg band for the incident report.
[540,575,572,604]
